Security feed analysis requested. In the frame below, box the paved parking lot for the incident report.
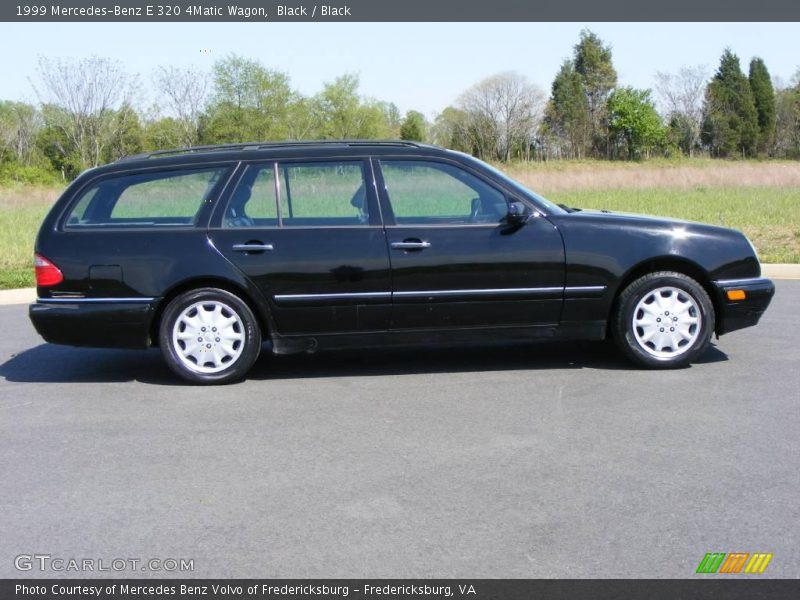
[1,282,798,578]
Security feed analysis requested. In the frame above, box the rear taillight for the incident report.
[34,253,63,287]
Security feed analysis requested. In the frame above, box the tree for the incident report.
[0,101,41,165]
[313,74,363,138]
[607,87,665,159]
[458,72,544,161]
[153,65,209,147]
[701,49,759,157]
[399,110,427,141]
[431,107,472,153]
[36,105,84,178]
[33,56,139,169]
[573,29,617,156]
[204,54,293,142]
[353,99,396,139]
[773,77,800,158]
[544,60,591,158]
[311,74,394,139]
[143,117,185,151]
[654,65,708,156]
[748,58,776,155]
[101,105,143,162]
[285,96,319,140]
[378,102,402,137]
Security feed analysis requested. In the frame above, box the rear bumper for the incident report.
[29,298,157,349]
[711,277,775,335]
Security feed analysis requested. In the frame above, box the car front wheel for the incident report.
[159,287,261,384]
[613,271,715,369]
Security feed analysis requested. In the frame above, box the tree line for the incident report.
[1,29,799,182]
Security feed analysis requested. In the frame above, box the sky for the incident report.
[0,22,798,118]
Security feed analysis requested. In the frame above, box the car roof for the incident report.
[106,140,452,173]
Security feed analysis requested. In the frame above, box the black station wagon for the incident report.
[29,141,775,384]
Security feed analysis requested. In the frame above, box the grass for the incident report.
[0,185,59,289]
[1,160,799,289]
[505,159,800,193]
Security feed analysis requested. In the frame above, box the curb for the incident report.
[0,288,35,306]
[1,264,798,307]
[761,264,800,280]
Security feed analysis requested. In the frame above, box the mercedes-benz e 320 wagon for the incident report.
[29,141,775,384]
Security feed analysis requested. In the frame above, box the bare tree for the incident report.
[654,65,708,156]
[33,56,138,168]
[0,101,41,165]
[458,72,545,161]
[153,65,209,146]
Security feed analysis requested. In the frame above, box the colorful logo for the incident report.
[696,552,773,574]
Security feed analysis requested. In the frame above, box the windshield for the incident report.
[451,151,567,215]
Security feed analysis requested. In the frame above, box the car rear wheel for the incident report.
[613,271,714,369]
[159,287,261,384]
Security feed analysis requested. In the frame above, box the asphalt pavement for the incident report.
[1,282,798,578]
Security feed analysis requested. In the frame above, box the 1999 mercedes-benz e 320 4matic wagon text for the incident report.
[29,141,775,384]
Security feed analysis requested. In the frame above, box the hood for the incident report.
[565,208,739,237]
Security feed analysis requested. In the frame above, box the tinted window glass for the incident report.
[457,151,566,215]
[67,167,229,227]
[381,160,507,225]
[279,161,368,227]
[224,165,278,228]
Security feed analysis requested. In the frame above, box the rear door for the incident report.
[375,157,565,330]
[209,158,392,335]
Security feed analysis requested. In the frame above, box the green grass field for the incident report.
[1,160,799,289]
[0,187,54,289]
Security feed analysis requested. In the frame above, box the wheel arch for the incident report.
[149,276,273,347]
[608,256,721,336]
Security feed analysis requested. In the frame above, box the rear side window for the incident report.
[278,161,369,227]
[66,167,230,228]
[224,164,278,228]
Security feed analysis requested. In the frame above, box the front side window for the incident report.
[380,160,508,225]
[66,167,230,228]
[278,161,369,227]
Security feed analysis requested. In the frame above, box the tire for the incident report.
[159,287,261,384]
[612,271,715,369]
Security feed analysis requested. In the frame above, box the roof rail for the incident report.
[118,140,426,162]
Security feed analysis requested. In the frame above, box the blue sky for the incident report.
[0,22,798,117]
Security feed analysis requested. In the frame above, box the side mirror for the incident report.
[506,201,529,225]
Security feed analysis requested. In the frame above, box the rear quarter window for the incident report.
[65,167,231,228]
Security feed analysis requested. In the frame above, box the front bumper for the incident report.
[711,277,775,335]
[29,298,157,349]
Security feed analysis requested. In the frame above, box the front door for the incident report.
[209,159,392,336]
[375,158,565,330]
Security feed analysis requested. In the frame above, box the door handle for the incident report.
[391,240,432,250]
[232,243,274,253]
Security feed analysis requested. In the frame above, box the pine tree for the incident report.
[399,110,427,142]
[748,58,776,155]
[573,29,617,157]
[545,60,591,158]
[701,49,759,157]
